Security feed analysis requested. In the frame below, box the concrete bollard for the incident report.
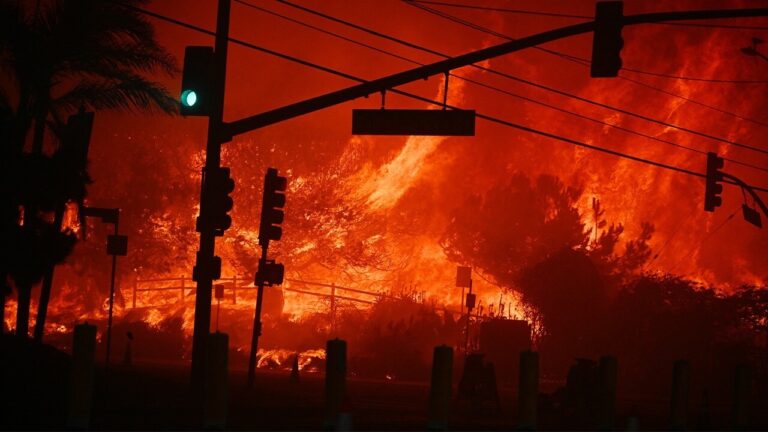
[66,323,97,430]
[203,332,229,430]
[427,345,453,431]
[517,351,539,431]
[733,363,751,430]
[597,355,617,431]
[325,338,347,430]
[670,360,690,430]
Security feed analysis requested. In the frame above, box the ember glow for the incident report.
[4,0,767,371]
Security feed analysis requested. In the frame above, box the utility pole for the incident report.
[190,0,231,391]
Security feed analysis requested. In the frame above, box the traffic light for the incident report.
[258,168,287,246]
[198,166,235,236]
[255,259,284,286]
[180,46,215,116]
[193,253,222,282]
[590,1,624,77]
[704,152,724,212]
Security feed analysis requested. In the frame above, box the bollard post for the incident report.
[670,360,690,430]
[733,363,751,431]
[427,345,453,431]
[203,332,229,430]
[597,355,617,431]
[518,350,539,431]
[66,323,97,430]
[325,338,347,430]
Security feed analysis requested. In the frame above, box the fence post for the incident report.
[325,338,347,430]
[670,360,690,430]
[232,275,237,305]
[66,323,97,430]
[204,332,229,430]
[733,363,751,430]
[427,345,453,431]
[518,350,539,431]
[597,355,618,431]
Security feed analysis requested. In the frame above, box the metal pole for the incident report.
[105,220,118,368]
[464,279,472,355]
[247,251,267,388]
[191,0,231,390]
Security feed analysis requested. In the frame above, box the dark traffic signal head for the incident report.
[704,152,724,212]
[180,46,215,116]
[255,259,284,286]
[201,166,235,236]
[259,168,287,246]
[590,1,624,78]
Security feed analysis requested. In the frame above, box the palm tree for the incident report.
[0,0,178,339]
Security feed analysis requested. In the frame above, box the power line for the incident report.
[407,0,768,30]
[288,0,767,130]
[402,0,592,19]
[235,0,768,174]
[407,1,768,84]
[408,2,768,128]
[116,2,768,194]
[231,0,419,65]
[278,0,768,155]
[619,75,768,129]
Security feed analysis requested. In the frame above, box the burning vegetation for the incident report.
[2,0,768,404]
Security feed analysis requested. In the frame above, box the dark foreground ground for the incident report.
[2,337,768,430]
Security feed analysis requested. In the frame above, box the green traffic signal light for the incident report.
[180,46,214,116]
[181,90,198,107]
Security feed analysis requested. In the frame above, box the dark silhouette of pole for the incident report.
[190,0,231,391]
[247,254,267,388]
[105,219,119,368]
[33,205,64,342]
[79,206,123,368]
[464,279,473,354]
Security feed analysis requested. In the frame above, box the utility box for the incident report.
[479,319,531,387]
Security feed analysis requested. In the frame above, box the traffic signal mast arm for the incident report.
[721,172,768,218]
[222,7,768,138]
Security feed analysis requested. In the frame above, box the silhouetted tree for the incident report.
[440,173,587,289]
[0,0,177,338]
[440,174,658,373]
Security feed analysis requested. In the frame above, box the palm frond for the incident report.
[54,75,178,115]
